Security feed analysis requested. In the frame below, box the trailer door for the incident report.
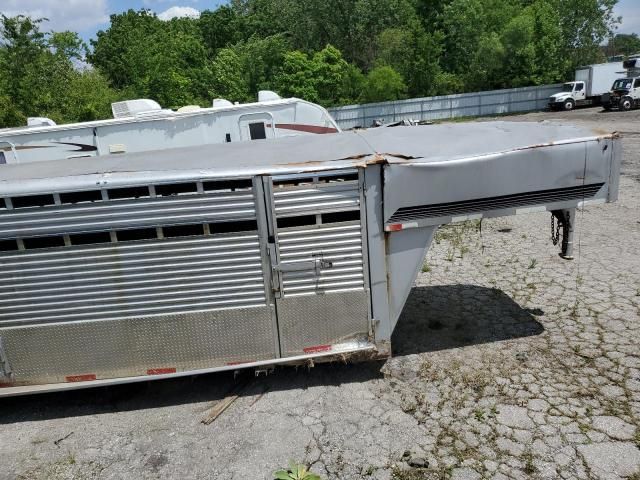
[263,170,371,357]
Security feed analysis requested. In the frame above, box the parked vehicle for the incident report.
[602,77,640,111]
[0,121,621,397]
[549,62,624,111]
[623,56,640,78]
[0,91,339,165]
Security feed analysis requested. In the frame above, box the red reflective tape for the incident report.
[303,344,332,354]
[0,382,13,388]
[65,374,96,383]
[387,223,403,232]
[226,361,247,366]
[147,368,177,376]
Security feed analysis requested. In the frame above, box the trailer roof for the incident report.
[0,121,614,196]
[0,97,304,137]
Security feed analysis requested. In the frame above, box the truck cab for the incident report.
[602,77,640,111]
[548,82,586,111]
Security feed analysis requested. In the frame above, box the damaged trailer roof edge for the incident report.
[381,133,619,166]
[0,126,618,197]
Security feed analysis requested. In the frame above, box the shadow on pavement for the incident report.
[0,285,543,424]
[392,285,544,356]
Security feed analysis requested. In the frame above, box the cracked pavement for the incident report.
[0,108,639,480]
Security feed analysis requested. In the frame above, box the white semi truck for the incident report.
[548,62,624,111]
[601,56,640,111]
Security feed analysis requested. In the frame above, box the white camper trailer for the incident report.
[0,91,339,165]
[0,121,621,397]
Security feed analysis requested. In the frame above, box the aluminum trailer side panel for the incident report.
[0,122,622,396]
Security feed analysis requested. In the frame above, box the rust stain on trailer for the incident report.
[147,368,177,375]
[282,153,369,167]
[65,374,97,383]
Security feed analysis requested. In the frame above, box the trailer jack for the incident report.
[551,209,576,260]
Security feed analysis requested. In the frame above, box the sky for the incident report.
[1,0,639,43]
[0,0,224,42]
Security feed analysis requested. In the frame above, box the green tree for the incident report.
[89,10,212,107]
[608,33,640,57]
[360,65,407,103]
[198,6,248,54]
[62,69,121,122]
[0,15,120,127]
[210,47,251,102]
[550,0,618,70]
[377,21,444,97]
[272,45,362,106]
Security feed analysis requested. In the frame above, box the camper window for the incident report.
[249,122,267,140]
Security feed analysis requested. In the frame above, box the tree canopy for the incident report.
[0,0,626,128]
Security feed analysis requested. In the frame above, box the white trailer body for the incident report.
[549,62,624,110]
[0,121,621,397]
[0,95,339,165]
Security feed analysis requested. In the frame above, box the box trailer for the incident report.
[0,91,339,165]
[0,121,621,396]
[549,62,624,110]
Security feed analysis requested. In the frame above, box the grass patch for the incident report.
[523,452,536,475]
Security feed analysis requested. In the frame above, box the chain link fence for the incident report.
[328,84,562,129]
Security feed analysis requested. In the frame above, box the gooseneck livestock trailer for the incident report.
[0,121,621,396]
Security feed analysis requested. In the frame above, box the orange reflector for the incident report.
[65,374,97,383]
[147,368,177,376]
[303,344,332,354]
[387,223,403,232]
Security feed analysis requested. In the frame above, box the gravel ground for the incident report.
[1,107,639,480]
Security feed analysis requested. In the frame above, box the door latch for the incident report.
[273,258,333,273]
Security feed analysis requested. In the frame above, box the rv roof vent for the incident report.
[213,98,233,108]
[177,105,202,113]
[111,99,162,119]
[258,90,281,102]
[27,117,56,127]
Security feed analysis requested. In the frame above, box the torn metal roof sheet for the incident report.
[0,121,616,196]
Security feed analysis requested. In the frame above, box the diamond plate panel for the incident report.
[277,291,369,357]
[0,306,276,385]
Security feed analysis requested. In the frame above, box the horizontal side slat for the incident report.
[277,221,365,296]
[0,233,267,328]
[0,192,256,239]
[273,182,360,217]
